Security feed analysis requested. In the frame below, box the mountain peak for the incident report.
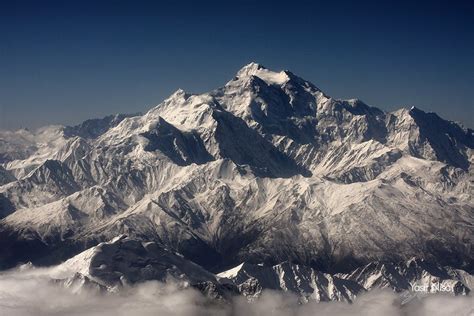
[235,62,290,86]
[237,62,266,73]
[168,88,188,100]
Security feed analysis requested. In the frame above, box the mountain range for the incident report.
[0,62,472,302]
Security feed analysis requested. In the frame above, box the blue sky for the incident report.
[1,0,473,129]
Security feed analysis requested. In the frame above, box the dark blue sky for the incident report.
[1,0,473,130]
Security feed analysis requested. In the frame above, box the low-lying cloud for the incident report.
[0,266,472,316]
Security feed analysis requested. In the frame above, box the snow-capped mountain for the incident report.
[0,63,472,300]
[50,235,472,303]
[218,258,472,302]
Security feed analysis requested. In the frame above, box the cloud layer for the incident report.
[0,266,472,316]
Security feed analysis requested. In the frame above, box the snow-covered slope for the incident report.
[0,63,472,282]
[59,235,218,288]
[0,114,137,178]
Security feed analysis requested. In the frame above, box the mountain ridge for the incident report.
[0,63,472,279]
[42,235,473,303]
